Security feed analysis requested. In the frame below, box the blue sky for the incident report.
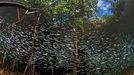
[97,0,113,18]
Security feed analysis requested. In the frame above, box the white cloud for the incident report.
[97,0,103,7]
[97,0,112,10]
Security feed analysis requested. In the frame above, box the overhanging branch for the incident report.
[0,1,39,11]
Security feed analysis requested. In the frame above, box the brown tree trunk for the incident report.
[16,7,20,22]
[72,28,79,75]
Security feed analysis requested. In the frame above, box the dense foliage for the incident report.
[0,0,128,75]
